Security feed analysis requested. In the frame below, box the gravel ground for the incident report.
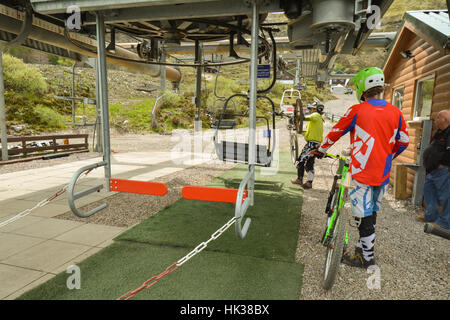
[2,94,448,299]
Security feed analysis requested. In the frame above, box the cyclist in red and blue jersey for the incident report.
[315,67,410,268]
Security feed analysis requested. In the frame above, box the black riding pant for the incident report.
[297,140,320,182]
[357,212,377,261]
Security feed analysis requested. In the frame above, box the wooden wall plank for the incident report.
[394,164,409,199]
[384,27,449,199]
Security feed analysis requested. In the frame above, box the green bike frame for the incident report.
[322,154,350,247]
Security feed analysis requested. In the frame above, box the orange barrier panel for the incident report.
[109,179,168,196]
[181,186,247,204]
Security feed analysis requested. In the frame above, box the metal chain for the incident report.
[0,169,93,229]
[177,216,236,266]
[117,262,180,300]
[118,216,237,300]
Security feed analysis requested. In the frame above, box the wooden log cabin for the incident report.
[382,10,449,202]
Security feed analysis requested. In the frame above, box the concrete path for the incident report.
[0,150,215,300]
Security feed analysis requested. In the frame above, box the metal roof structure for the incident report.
[405,10,450,49]
[30,0,221,14]
[25,0,395,84]
[382,9,449,68]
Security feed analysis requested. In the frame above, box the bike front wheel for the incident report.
[290,132,299,164]
[322,208,347,290]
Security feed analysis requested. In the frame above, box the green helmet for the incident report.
[352,67,385,102]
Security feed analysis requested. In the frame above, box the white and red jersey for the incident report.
[318,99,410,186]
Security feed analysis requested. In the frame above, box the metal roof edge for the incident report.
[404,10,449,48]
[383,9,449,70]
[382,19,406,70]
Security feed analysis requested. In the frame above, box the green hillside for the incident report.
[381,0,448,32]
[334,0,448,74]
[2,55,335,135]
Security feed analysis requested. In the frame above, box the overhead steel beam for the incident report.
[0,30,81,60]
[158,32,395,55]
[328,73,356,79]
[80,0,280,25]
[362,32,396,48]
[31,0,220,14]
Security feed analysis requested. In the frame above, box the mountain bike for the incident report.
[311,149,353,290]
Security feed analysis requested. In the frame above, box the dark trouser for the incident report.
[297,141,320,182]
[423,167,450,229]
[356,212,377,261]
[297,157,315,181]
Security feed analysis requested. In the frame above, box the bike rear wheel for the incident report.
[294,98,304,134]
[322,208,346,290]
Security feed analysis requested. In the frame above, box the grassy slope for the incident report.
[335,0,448,73]
[6,61,335,135]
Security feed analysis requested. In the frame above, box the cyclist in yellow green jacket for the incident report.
[291,102,324,189]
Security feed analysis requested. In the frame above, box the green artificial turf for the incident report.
[18,152,305,300]
[18,241,303,300]
[116,153,303,263]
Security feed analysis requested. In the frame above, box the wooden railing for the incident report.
[0,134,89,159]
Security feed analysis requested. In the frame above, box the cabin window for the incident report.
[392,86,404,109]
[413,76,435,120]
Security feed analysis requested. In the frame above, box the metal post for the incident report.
[83,57,102,152]
[295,55,301,87]
[194,40,202,132]
[0,42,8,161]
[95,13,111,180]
[412,119,433,206]
[71,62,76,125]
[93,58,103,152]
[160,41,166,92]
[248,0,259,205]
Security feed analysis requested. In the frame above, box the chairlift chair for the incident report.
[208,67,238,130]
[280,88,305,164]
[213,93,276,167]
[208,98,237,129]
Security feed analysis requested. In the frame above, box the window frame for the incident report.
[413,74,435,121]
[392,85,405,110]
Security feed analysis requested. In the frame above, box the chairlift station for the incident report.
[4,0,439,300]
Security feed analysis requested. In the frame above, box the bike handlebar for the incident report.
[310,151,348,161]
[274,111,289,118]
[309,151,325,158]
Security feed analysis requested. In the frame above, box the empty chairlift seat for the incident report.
[215,141,271,166]
[213,93,276,167]
[210,119,237,129]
